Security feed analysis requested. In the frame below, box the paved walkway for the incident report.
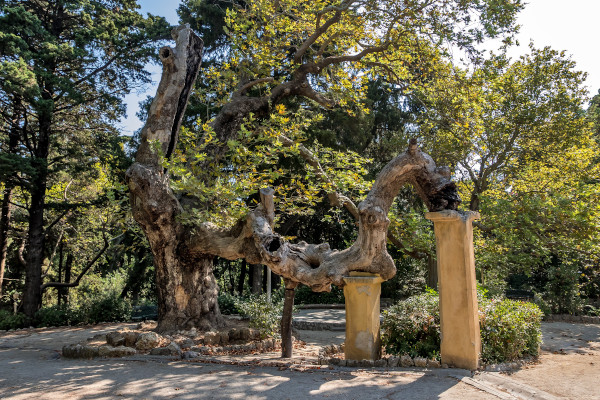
[0,310,598,399]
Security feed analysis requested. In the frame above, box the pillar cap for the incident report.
[425,209,479,223]
[343,272,384,285]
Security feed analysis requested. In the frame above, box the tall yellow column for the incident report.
[343,272,384,361]
[425,210,481,370]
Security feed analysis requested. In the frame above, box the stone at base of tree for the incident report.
[346,359,358,367]
[182,351,200,359]
[62,344,99,359]
[202,331,221,345]
[427,359,441,368]
[179,338,195,349]
[123,332,140,347]
[413,357,428,367]
[388,356,400,367]
[136,332,161,350]
[400,355,414,367]
[98,345,136,357]
[106,332,125,347]
[150,342,181,356]
[359,359,374,368]
[374,359,387,367]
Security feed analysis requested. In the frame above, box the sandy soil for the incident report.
[499,322,600,400]
[0,320,598,399]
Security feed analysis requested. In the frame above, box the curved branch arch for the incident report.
[188,139,460,291]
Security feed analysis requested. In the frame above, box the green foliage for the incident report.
[34,305,85,327]
[479,298,543,363]
[294,284,345,305]
[382,290,543,364]
[0,310,27,330]
[234,294,288,338]
[86,293,132,324]
[381,291,441,359]
[34,293,131,327]
[217,292,240,315]
[543,261,584,315]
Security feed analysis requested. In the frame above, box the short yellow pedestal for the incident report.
[425,210,481,370]
[343,272,384,361]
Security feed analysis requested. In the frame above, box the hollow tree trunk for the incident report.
[126,26,222,332]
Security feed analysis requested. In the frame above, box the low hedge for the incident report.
[381,290,543,364]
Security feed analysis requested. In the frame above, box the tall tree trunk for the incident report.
[426,253,438,289]
[251,264,262,294]
[0,98,23,299]
[0,186,12,300]
[22,116,50,317]
[126,27,220,332]
[58,252,72,306]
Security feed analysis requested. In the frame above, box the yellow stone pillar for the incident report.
[425,210,481,370]
[343,272,384,361]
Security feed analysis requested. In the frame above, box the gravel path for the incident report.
[0,316,598,399]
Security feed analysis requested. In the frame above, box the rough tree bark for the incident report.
[127,26,460,332]
[126,26,222,332]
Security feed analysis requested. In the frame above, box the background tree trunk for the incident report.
[426,253,438,289]
[237,259,247,295]
[251,264,262,295]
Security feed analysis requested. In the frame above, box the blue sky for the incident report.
[119,0,600,135]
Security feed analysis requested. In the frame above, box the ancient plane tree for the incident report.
[127,26,459,334]
[127,0,520,333]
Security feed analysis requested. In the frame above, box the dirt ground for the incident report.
[0,320,598,399]
[494,322,600,399]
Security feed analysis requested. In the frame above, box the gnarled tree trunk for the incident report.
[128,26,460,333]
[126,26,222,332]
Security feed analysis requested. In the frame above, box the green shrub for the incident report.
[34,305,86,327]
[86,293,132,324]
[381,291,440,359]
[0,310,27,330]
[479,298,543,363]
[381,290,543,364]
[218,293,241,315]
[234,294,288,338]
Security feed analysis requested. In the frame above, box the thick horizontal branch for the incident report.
[187,142,459,291]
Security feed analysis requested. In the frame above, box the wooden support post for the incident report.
[281,280,297,358]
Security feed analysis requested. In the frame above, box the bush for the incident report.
[381,289,543,364]
[380,291,440,359]
[234,294,288,338]
[479,298,543,363]
[0,310,27,330]
[86,293,132,324]
[34,305,86,327]
[218,293,241,315]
